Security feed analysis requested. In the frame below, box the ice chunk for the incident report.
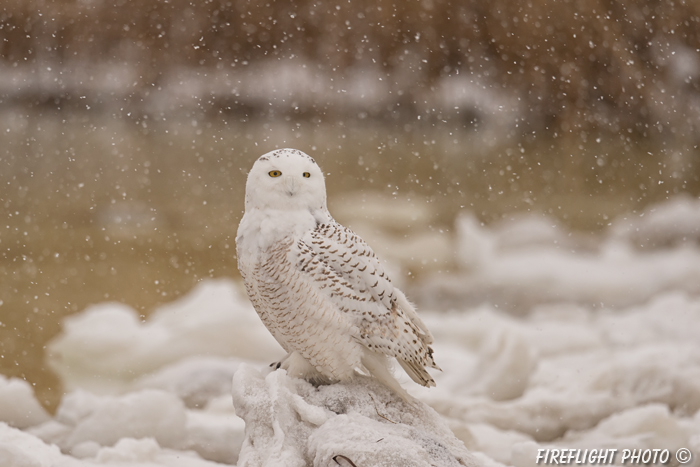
[510,404,700,467]
[468,328,537,401]
[89,436,229,466]
[465,423,533,465]
[423,216,700,311]
[0,422,64,467]
[611,195,700,248]
[455,213,495,270]
[563,404,692,452]
[29,386,244,465]
[92,437,161,463]
[419,293,700,447]
[132,356,244,409]
[185,408,245,465]
[489,214,582,251]
[65,389,186,451]
[47,279,281,393]
[0,375,50,429]
[32,389,187,453]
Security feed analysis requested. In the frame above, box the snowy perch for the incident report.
[231,364,483,467]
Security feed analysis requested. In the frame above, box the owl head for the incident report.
[245,148,327,212]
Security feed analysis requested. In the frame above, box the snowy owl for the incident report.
[236,148,440,398]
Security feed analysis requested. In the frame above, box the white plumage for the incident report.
[236,148,440,397]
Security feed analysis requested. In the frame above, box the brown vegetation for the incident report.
[1,0,699,136]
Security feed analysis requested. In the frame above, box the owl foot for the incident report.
[272,351,333,386]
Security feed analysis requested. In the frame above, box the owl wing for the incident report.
[292,220,439,386]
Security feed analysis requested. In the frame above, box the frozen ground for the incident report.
[2,196,700,466]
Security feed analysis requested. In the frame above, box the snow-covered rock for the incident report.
[232,364,482,467]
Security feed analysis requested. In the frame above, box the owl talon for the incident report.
[270,361,282,369]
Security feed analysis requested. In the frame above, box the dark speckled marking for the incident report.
[265,148,318,165]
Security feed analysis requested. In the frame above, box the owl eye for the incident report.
[268,170,282,177]
[302,172,310,178]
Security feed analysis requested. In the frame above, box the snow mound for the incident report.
[421,201,700,311]
[417,293,700,440]
[0,422,64,467]
[27,386,244,465]
[0,422,226,467]
[402,292,700,464]
[232,364,482,467]
[0,375,51,429]
[509,404,700,467]
[132,356,244,409]
[31,389,188,456]
[611,195,700,248]
[47,279,281,393]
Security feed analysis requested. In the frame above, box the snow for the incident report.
[0,422,224,467]
[3,197,700,466]
[22,386,245,465]
[610,194,700,248]
[421,203,700,312]
[0,375,51,429]
[47,281,280,394]
[232,365,479,467]
[417,294,700,443]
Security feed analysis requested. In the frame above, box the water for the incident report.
[0,109,697,410]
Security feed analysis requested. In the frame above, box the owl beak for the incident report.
[285,177,297,196]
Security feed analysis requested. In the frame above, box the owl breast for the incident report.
[239,233,364,382]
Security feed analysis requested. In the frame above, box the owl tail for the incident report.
[397,358,436,388]
[361,350,414,404]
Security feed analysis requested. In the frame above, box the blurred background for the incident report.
[1,0,699,411]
